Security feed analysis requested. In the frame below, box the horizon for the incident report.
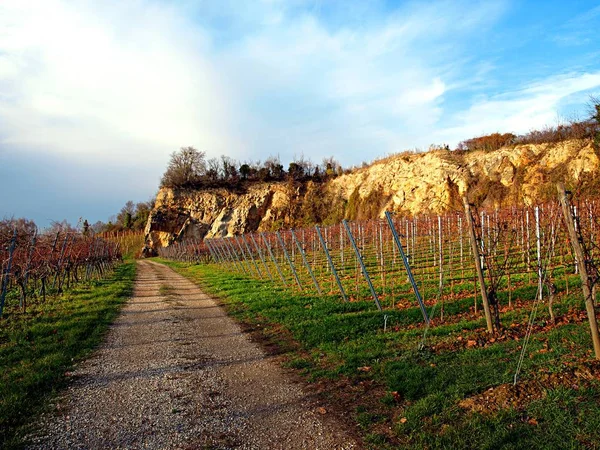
[1,0,599,228]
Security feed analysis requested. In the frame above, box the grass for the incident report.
[0,262,135,449]
[159,258,600,449]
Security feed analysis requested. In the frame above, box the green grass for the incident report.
[0,262,135,449]
[160,258,600,449]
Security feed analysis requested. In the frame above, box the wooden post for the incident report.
[535,206,543,301]
[557,183,600,359]
[463,197,494,333]
[438,216,443,296]
[0,229,18,317]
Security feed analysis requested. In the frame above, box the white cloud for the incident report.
[3,0,593,172]
[436,71,600,145]
[0,0,235,163]
[214,0,507,162]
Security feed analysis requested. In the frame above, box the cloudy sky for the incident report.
[1,0,599,227]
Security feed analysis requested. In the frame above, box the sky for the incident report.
[1,0,599,228]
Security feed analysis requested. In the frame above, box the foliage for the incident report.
[297,182,341,226]
[346,187,389,221]
[264,156,285,180]
[345,187,361,221]
[322,156,342,178]
[159,149,344,191]
[287,162,305,180]
[239,163,251,180]
[98,199,154,233]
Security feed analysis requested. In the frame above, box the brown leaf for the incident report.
[317,407,327,415]
[467,340,477,348]
[399,417,408,423]
[358,366,372,372]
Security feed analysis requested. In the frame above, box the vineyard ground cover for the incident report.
[160,259,600,449]
[0,262,135,449]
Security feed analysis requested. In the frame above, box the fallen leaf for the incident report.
[528,418,538,426]
[400,417,408,423]
[317,407,327,415]
[467,340,477,348]
[358,366,372,372]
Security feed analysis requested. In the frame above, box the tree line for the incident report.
[0,198,154,241]
[99,200,154,233]
[160,149,344,189]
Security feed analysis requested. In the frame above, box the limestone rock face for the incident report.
[145,139,599,250]
[144,184,295,249]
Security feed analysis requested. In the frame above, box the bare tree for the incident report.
[220,156,238,181]
[264,155,285,180]
[160,147,206,188]
[45,219,76,235]
[206,157,221,181]
[588,95,600,123]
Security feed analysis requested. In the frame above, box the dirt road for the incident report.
[28,260,358,449]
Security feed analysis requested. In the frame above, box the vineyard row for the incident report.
[158,190,600,356]
[0,230,123,317]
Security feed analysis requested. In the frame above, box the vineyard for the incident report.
[3,188,600,447]
[0,227,125,318]
[160,187,600,363]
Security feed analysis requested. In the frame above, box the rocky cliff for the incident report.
[145,139,599,249]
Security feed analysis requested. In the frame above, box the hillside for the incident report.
[145,139,599,250]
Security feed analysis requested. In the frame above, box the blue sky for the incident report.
[1,0,599,228]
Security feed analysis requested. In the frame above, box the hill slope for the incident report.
[145,139,598,249]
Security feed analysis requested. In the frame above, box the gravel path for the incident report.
[28,260,358,449]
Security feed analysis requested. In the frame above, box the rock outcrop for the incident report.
[145,139,599,250]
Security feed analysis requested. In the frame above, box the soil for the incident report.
[459,360,600,413]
